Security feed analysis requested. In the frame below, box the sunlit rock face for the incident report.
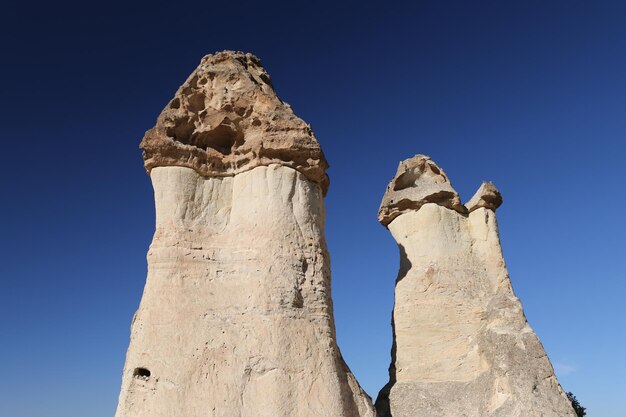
[115,51,375,417]
[375,155,576,417]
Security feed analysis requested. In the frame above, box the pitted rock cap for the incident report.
[140,50,330,194]
[378,154,466,227]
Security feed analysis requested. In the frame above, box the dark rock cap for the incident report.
[140,51,330,194]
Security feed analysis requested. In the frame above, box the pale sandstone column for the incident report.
[115,51,375,417]
[375,155,576,417]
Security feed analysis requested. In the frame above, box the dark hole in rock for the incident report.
[233,132,245,147]
[192,124,241,155]
[292,289,304,308]
[428,163,441,175]
[133,367,151,378]
[169,98,180,109]
[166,117,195,143]
[259,72,273,87]
[187,93,205,113]
[235,56,249,69]
[393,169,420,191]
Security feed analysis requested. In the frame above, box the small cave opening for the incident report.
[393,169,420,191]
[133,367,151,379]
[192,124,242,155]
[166,117,195,143]
[187,92,206,113]
[169,98,180,109]
[428,163,441,175]
[291,287,304,308]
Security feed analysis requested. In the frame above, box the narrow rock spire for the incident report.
[115,51,375,417]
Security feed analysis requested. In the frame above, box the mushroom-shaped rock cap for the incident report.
[378,155,466,227]
[465,181,503,212]
[140,51,330,194]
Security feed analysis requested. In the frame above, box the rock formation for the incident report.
[375,155,576,417]
[115,51,375,417]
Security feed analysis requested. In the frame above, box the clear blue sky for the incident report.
[2,1,625,416]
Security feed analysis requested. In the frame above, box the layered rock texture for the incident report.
[115,51,375,417]
[375,155,576,417]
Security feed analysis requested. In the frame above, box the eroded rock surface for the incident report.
[115,51,374,417]
[140,50,329,194]
[375,155,576,417]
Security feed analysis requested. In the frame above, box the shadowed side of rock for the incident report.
[376,154,576,417]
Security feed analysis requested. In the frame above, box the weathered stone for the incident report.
[465,181,503,212]
[376,155,576,417]
[140,50,329,195]
[115,51,375,417]
[378,154,466,227]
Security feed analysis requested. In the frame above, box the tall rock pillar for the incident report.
[115,51,375,417]
[375,155,576,417]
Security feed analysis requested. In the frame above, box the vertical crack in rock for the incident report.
[375,154,577,417]
[115,51,375,417]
